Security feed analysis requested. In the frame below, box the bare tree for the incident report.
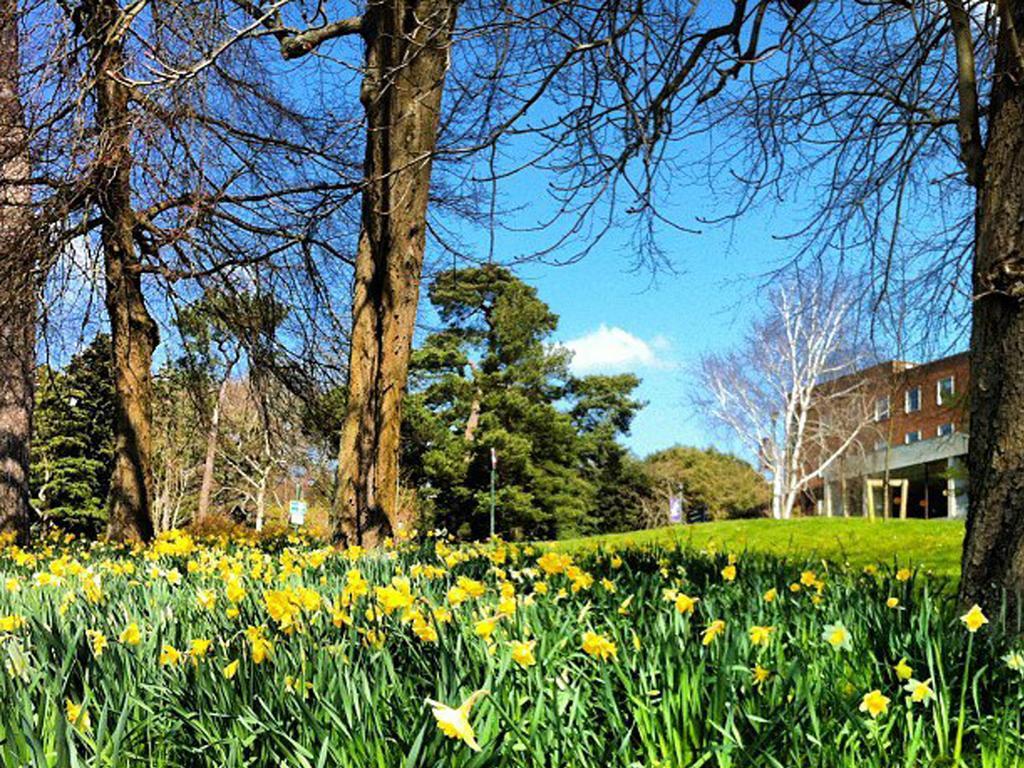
[696,279,877,521]
[13,0,355,541]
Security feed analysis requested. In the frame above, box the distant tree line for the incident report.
[28,269,770,539]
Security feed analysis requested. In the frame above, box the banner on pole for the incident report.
[668,495,683,524]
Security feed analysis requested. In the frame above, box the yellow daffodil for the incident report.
[674,594,699,615]
[425,690,488,751]
[65,699,91,731]
[748,625,775,646]
[222,659,240,679]
[119,622,141,645]
[581,631,617,661]
[904,678,935,704]
[0,614,25,632]
[822,622,852,651]
[618,595,634,615]
[894,657,913,681]
[763,588,777,603]
[721,565,737,582]
[189,638,212,659]
[86,629,108,657]
[412,615,438,643]
[886,597,900,608]
[225,577,246,604]
[859,689,890,718]
[536,551,572,575]
[159,644,182,667]
[510,639,536,668]
[896,567,912,582]
[474,617,498,640]
[375,578,415,615]
[960,604,988,633]
[752,664,771,689]
[245,625,273,663]
[702,620,726,646]
[456,577,486,599]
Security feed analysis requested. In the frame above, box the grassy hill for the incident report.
[559,517,964,580]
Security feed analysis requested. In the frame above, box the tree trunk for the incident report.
[770,472,783,520]
[960,0,1024,615]
[197,372,232,522]
[0,0,34,541]
[85,0,158,543]
[255,478,266,532]
[334,0,458,546]
[463,362,482,444]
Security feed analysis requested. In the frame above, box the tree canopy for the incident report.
[643,446,770,522]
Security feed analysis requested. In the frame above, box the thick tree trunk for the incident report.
[334,0,457,545]
[960,0,1024,615]
[85,0,158,543]
[0,0,34,541]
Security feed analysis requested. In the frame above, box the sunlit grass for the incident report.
[559,517,965,580]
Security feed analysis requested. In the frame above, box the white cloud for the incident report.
[563,325,668,374]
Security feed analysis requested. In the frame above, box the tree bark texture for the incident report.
[334,0,457,545]
[961,0,1024,616]
[84,0,158,543]
[0,0,34,541]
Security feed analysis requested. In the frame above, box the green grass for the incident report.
[559,517,965,580]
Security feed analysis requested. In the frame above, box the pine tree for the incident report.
[403,266,644,540]
[31,335,116,533]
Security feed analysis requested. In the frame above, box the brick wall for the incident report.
[872,352,969,448]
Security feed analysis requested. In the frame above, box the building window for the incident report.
[937,423,955,437]
[904,430,922,445]
[875,396,890,422]
[905,386,921,413]
[937,375,955,406]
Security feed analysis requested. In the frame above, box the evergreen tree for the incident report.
[31,335,116,533]
[403,266,644,540]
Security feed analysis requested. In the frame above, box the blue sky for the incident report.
[526,223,780,458]
[433,166,803,460]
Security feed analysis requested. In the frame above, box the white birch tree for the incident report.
[695,280,877,520]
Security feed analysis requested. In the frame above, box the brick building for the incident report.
[810,352,969,519]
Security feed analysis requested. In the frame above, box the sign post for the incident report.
[289,499,307,527]
[489,448,497,539]
[289,467,307,527]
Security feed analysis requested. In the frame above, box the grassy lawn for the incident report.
[559,517,965,580]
